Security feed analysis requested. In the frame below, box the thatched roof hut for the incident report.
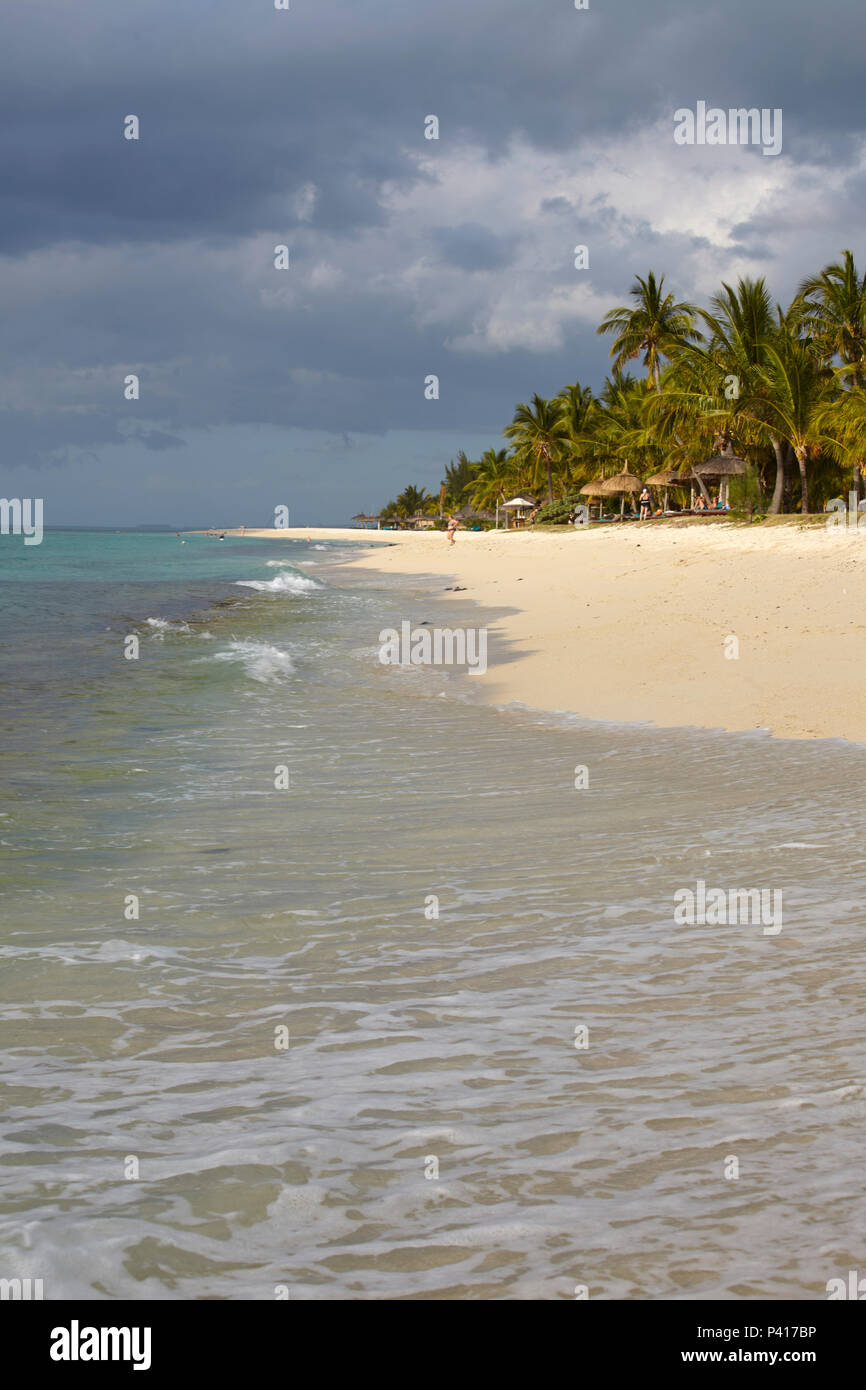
[645,465,689,512]
[645,466,686,487]
[597,463,644,495]
[693,441,747,480]
[596,462,644,516]
[692,441,747,507]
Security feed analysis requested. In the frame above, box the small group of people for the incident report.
[637,488,727,518]
[446,506,543,541]
[444,491,731,535]
[444,490,734,532]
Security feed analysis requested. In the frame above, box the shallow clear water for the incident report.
[1,532,865,1299]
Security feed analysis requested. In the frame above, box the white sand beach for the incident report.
[234,522,866,744]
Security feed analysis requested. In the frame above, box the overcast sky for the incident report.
[2,0,865,524]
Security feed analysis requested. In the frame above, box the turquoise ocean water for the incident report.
[1,530,865,1299]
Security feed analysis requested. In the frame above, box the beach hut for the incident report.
[501,496,537,529]
[692,440,746,508]
[351,513,382,530]
[579,474,609,521]
[645,466,687,513]
[597,462,645,518]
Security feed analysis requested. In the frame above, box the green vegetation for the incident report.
[376,250,866,522]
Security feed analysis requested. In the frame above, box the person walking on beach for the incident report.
[446,514,459,545]
[639,486,651,520]
[529,506,540,530]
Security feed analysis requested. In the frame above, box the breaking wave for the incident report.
[236,571,320,594]
[210,640,295,683]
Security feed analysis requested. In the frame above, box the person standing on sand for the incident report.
[529,506,540,530]
[446,514,459,545]
[639,487,651,520]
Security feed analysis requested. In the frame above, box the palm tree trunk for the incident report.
[796,446,809,514]
[769,439,785,514]
[783,444,795,513]
[542,447,554,504]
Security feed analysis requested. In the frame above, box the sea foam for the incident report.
[211,640,295,683]
[236,571,320,594]
[145,617,192,636]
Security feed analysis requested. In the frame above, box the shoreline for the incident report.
[226,524,866,744]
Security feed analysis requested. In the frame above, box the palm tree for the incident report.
[662,277,787,510]
[741,321,832,514]
[503,393,571,503]
[441,451,477,510]
[814,386,866,497]
[597,271,700,392]
[554,382,597,488]
[395,484,429,518]
[594,371,659,473]
[469,448,514,517]
[707,278,785,511]
[795,250,866,385]
[796,250,866,499]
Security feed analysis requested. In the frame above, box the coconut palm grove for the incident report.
[374,251,866,526]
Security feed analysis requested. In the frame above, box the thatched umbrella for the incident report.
[692,440,746,508]
[597,462,645,517]
[579,471,609,520]
[645,466,687,513]
[501,496,537,529]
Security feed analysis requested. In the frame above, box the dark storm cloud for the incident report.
[2,0,866,510]
[5,0,863,251]
[432,223,513,271]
